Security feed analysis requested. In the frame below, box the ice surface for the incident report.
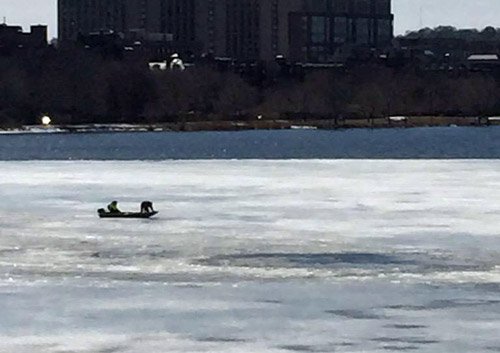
[0,160,499,352]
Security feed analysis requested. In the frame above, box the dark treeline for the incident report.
[403,25,500,40]
[2,46,500,127]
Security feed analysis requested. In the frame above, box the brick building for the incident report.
[58,0,393,63]
[288,0,394,62]
[199,0,394,63]
[0,24,48,53]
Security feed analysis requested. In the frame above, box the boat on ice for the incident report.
[98,209,158,219]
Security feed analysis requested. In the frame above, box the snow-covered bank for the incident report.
[1,115,500,135]
[0,124,157,135]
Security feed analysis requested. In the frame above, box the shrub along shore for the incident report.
[2,116,499,134]
[3,46,500,128]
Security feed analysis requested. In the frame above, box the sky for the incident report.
[2,0,500,39]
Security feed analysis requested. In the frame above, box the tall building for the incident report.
[194,0,303,61]
[58,0,127,42]
[204,0,394,63]
[196,0,393,63]
[58,0,394,63]
[288,0,394,62]
[224,0,261,61]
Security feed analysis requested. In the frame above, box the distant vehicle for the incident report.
[149,54,186,71]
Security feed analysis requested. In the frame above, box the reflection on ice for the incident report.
[0,160,500,352]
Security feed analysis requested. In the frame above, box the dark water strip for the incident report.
[1,127,500,160]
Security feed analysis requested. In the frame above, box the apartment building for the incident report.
[0,24,47,52]
[288,0,394,62]
[197,0,393,63]
[58,0,126,41]
[58,0,393,63]
[191,0,303,61]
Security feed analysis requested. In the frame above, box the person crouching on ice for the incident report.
[107,201,121,213]
[141,201,155,213]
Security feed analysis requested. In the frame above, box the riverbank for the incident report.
[1,116,500,135]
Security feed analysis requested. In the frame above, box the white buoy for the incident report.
[41,116,52,126]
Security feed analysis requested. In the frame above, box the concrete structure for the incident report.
[0,24,47,53]
[58,0,393,63]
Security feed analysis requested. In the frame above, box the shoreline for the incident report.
[1,116,499,135]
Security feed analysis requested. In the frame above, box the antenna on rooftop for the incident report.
[2,16,6,25]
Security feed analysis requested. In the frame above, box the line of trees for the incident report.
[2,47,500,127]
[403,25,500,41]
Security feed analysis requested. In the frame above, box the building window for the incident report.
[310,16,328,44]
[333,17,347,44]
[357,18,369,44]
[378,18,393,43]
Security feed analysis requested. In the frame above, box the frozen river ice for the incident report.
[0,160,499,352]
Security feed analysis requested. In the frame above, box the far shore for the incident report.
[1,116,499,135]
